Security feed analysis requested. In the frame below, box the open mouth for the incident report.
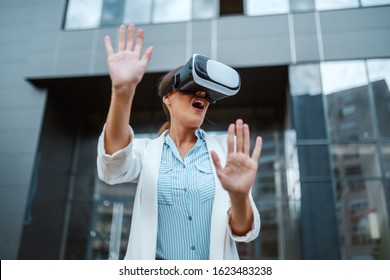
[192,98,205,110]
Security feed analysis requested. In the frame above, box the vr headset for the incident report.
[161,54,241,103]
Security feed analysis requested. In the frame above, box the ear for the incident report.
[162,94,171,105]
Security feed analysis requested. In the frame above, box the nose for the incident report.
[196,91,206,97]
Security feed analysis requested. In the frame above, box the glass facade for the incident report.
[82,63,390,260]
[60,0,390,261]
[289,58,390,259]
[64,0,390,30]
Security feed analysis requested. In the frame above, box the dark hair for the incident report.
[157,66,183,136]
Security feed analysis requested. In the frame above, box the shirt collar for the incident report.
[164,129,205,150]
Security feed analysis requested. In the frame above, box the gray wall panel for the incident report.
[320,6,390,60]
[218,36,291,66]
[0,156,35,186]
[33,0,67,32]
[58,31,95,51]
[293,13,321,62]
[323,28,390,60]
[26,52,57,77]
[0,86,45,107]
[217,15,291,66]
[191,21,213,58]
[53,49,92,76]
[0,25,33,45]
[0,63,28,87]
[320,6,390,31]
[29,31,59,53]
[0,212,24,259]
[145,23,189,70]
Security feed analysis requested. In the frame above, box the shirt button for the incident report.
[191,246,195,250]
[188,216,192,221]
[184,188,187,192]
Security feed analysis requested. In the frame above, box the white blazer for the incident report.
[97,126,260,259]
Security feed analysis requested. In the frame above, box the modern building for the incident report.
[0,0,389,260]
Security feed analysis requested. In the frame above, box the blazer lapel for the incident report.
[203,132,230,259]
[139,132,166,259]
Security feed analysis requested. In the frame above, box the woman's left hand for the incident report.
[211,119,262,198]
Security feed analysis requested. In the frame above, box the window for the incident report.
[331,144,380,178]
[289,0,315,12]
[361,0,390,6]
[123,0,152,25]
[64,0,390,30]
[100,0,125,26]
[245,0,289,16]
[315,0,359,11]
[152,0,191,23]
[341,105,356,117]
[220,0,243,15]
[65,0,103,30]
[194,0,218,19]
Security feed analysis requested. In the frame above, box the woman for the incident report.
[97,24,262,260]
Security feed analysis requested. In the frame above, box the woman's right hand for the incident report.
[104,24,154,96]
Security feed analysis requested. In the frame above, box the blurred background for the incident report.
[0,0,389,260]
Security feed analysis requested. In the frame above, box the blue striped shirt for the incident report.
[156,130,215,260]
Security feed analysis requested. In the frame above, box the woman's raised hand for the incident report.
[104,24,154,95]
[211,119,262,197]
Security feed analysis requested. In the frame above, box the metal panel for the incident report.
[320,6,390,60]
[293,13,321,62]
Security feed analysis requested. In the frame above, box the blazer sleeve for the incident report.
[209,133,261,243]
[227,192,261,243]
[96,125,150,185]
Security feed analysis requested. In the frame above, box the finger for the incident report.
[251,136,263,162]
[227,123,235,154]
[236,119,244,153]
[134,28,144,55]
[104,36,114,56]
[118,24,126,51]
[141,46,154,63]
[210,151,224,176]
[243,123,250,155]
[126,24,135,50]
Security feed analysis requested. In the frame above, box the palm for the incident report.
[107,51,148,86]
[211,120,262,196]
[104,24,153,91]
[218,152,258,195]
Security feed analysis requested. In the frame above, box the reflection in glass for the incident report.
[381,144,390,177]
[248,131,300,259]
[193,0,218,20]
[361,0,390,6]
[367,59,390,87]
[335,180,390,259]
[246,0,289,16]
[320,61,368,95]
[289,0,315,12]
[152,0,191,23]
[88,181,135,259]
[123,0,152,24]
[331,144,380,178]
[326,83,374,140]
[315,0,359,10]
[64,0,103,30]
[367,59,390,139]
[289,64,326,140]
[100,0,125,27]
[289,64,322,96]
[297,145,331,177]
